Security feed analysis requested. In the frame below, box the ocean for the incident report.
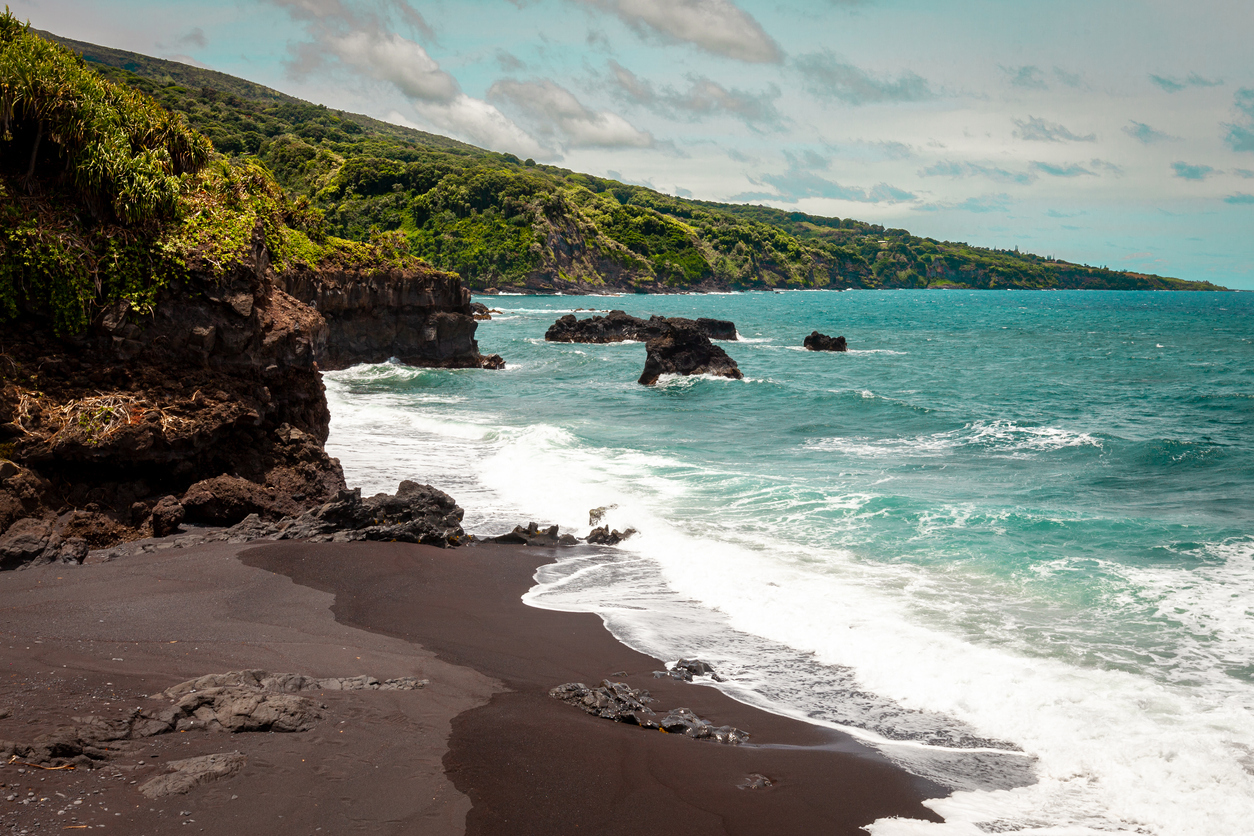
[322,289,1253,835]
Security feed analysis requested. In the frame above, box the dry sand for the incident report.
[0,540,945,834]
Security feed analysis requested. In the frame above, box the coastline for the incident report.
[0,539,944,834]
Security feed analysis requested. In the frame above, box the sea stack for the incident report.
[638,325,744,385]
[803,332,848,352]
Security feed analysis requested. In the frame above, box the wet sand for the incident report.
[0,540,945,834]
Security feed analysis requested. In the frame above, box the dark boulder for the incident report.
[803,332,848,352]
[149,495,185,537]
[480,353,506,370]
[545,310,737,344]
[585,525,636,545]
[549,680,658,727]
[470,302,492,320]
[638,325,744,385]
[655,658,725,682]
[181,475,281,526]
[278,481,466,547]
[550,681,749,744]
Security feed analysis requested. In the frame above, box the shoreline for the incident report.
[0,538,945,834]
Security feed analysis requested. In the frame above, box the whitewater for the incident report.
[323,289,1254,835]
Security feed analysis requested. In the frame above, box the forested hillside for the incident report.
[42,30,1226,294]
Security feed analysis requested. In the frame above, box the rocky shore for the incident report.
[0,224,498,566]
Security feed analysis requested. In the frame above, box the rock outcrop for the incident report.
[803,331,848,352]
[550,680,749,744]
[638,325,744,385]
[277,264,499,370]
[0,228,496,564]
[546,310,737,343]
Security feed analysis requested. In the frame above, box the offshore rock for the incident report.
[638,324,744,386]
[545,310,737,343]
[803,332,848,352]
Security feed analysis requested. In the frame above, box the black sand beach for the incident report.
[0,540,944,834]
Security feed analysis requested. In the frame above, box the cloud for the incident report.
[575,0,782,63]
[178,27,207,48]
[736,168,915,204]
[1227,125,1254,153]
[1003,65,1047,90]
[783,149,831,170]
[1123,120,1175,144]
[795,50,933,105]
[607,61,782,125]
[1172,161,1218,181]
[919,160,1035,185]
[496,50,526,73]
[1150,72,1223,93]
[1053,67,1084,89]
[1045,209,1087,219]
[489,79,654,149]
[264,0,547,156]
[1236,88,1254,120]
[1013,116,1096,142]
[1236,169,1254,179]
[1225,89,1254,153]
[914,193,1013,214]
[319,30,459,101]
[1224,193,1254,204]
[1030,161,1096,177]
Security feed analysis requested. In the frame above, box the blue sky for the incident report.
[18,0,1254,288]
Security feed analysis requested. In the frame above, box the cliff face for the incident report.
[0,228,492,564]
[277,264,487,369]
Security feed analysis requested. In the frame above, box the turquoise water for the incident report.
[324,290,1254,835]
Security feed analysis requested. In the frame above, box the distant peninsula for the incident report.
[41,30,1228,295]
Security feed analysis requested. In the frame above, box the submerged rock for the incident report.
[585,525,636,546]
[638,325,744,385]
[545,310,737,343]
[654,658,725,682]
[803,331,848,352]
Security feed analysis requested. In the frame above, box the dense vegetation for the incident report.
[0,17,429,335]
[20,25,1226,297]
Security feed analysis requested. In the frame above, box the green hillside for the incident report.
[0,18,429,335]
[40,29,1227,294]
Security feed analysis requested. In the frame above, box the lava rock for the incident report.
[278,481,466,547]
[546,311,738,344]
[638,325,744,386]
[181,475,280,526]
[803,332,848,352]
[549,680,658,727]
[585,525,636,545]
[139,752,246,799]
[489,521,579,547]
[149,495,185,537]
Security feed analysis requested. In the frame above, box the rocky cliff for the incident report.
[0,226,494,565]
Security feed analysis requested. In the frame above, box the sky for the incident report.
[17,0,1254,288]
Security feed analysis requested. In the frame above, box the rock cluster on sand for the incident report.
[0,669,426,772]
[638,324,744,385]
[803,331,848,352]
[545,310,737,343]
[550,680,749,744]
